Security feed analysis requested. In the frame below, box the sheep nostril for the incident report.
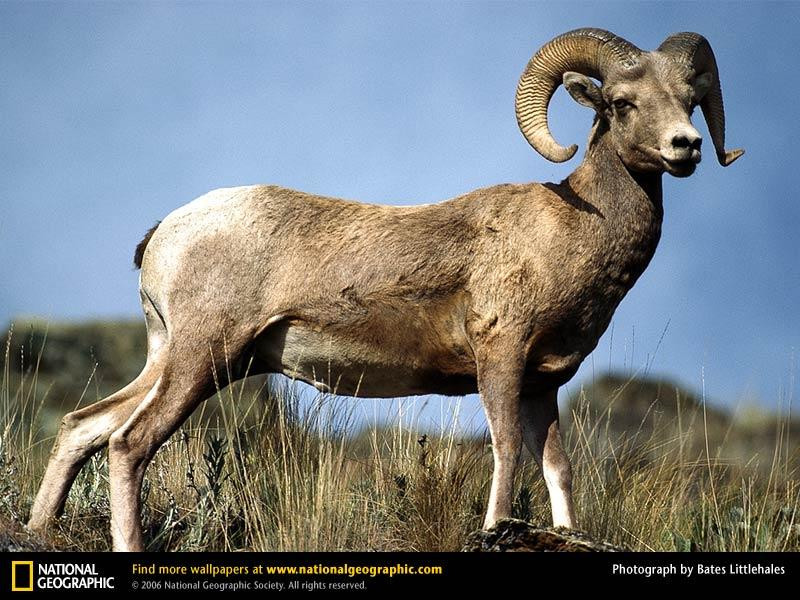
[672,134,702,152]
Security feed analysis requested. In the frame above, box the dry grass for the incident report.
[1,328,798,552]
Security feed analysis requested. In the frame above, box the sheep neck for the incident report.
[567,130,664,263]
[569,132,663,219]
[540,130,665,322]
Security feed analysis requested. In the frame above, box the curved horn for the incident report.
[516,28,641,162]
[658,33,744,166]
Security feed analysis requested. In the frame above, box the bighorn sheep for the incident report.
[28,29,742,551]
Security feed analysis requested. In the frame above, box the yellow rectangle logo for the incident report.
[11,561,34,592]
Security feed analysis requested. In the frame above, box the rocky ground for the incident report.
[463,519,626,552]
[0,518,55,552]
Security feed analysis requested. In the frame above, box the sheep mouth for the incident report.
[661,155,699,177]
[635,146,699,176]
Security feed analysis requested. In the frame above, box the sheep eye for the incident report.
[613,98,632,110]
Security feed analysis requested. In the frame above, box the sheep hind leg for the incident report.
[107,334,241,551]
[27,353,165,534]
[520,387,576,529]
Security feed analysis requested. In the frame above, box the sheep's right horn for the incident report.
[658,32,744,166]
[516,28,641,163]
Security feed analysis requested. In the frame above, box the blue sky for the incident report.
[1,1,798,426]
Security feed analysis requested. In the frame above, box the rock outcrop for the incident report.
[463,519,626,552]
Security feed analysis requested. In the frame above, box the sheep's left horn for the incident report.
[515,28,642,163]
[658,33,744,166]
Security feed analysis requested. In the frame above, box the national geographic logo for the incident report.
[11,561,115,591]
[11,562,33,592]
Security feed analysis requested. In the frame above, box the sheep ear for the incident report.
[693,72,713,102]
[563,72,605,113]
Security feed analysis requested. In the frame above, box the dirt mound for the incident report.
[0,518,56,552]
[463,519,625,552]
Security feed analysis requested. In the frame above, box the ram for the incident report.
[28,28,742,551]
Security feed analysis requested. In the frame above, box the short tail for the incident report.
[133,222,161,269]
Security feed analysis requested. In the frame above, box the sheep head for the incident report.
[516,28,744,177]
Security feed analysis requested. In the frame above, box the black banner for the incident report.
[2,552,797,594]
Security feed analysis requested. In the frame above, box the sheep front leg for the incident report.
[477,349,525,530]
[520,386,576,528]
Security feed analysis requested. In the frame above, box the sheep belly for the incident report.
[253,319,477,398]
